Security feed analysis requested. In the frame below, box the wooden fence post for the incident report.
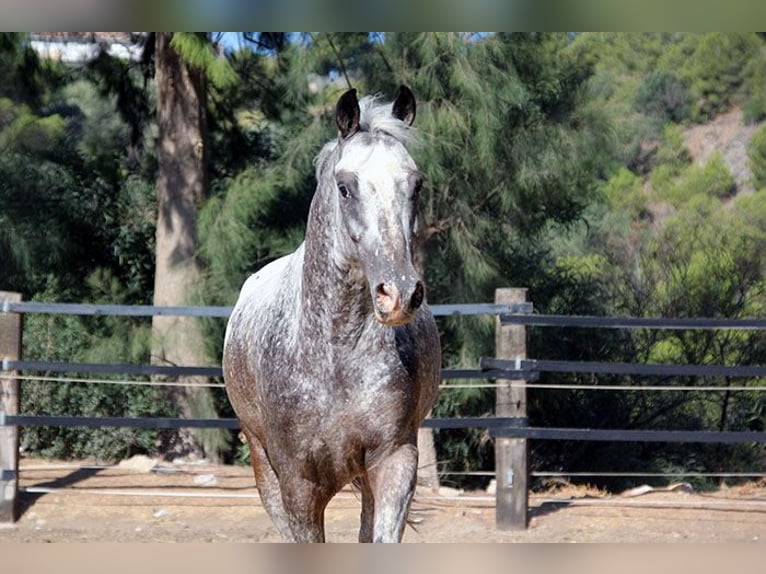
[494,288,528,530]
[1,292,22,524]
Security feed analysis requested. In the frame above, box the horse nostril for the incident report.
[410,281,424,310]
[375,283,399,314]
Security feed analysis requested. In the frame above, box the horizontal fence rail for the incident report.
[500,313,766,330]
[11,361,748,380]
[489,425,766,444]
[5,414,766,445]
[2,302,232,318]
[3,360,222,378]
[480,358,766,379]
[2,301,533,318]
[5,300,763,330]
[2,360,516,381]
[7,358,764,382]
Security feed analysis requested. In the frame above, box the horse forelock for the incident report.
[358,94,418,146]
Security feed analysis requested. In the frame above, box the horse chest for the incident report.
[260,342,414,436]
[263,355,413,423]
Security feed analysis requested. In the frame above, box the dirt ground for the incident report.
[2,456,765,543]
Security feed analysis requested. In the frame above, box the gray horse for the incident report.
[223,86,440,543]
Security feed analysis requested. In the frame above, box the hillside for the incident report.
[683,107,763,197]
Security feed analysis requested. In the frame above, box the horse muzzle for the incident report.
[373,279,425,326]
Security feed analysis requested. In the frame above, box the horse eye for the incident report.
[412,178,423,201]
[337,182,350,199]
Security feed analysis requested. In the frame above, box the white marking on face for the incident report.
[335,140,416,233]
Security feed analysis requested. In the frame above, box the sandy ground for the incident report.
[2,457,765,543]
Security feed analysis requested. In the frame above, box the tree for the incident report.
[151,32,235,461]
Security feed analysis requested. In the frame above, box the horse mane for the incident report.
[314,94,418,181]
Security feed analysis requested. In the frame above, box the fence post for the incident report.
[494,288,528,530]
[0,292,22,524]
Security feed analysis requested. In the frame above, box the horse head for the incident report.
[331,86,424,327]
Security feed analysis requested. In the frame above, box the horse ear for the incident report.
[336,88,360,140]
[392,85,416,126]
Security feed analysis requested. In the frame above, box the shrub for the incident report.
[19,278,179,462]
[748,124,766,190]
[634,71,690,123]
[684,33,762,121]
[659,152,735,206]
[601,167,647,216]
[654,123,690,169]
[742,55,766,124]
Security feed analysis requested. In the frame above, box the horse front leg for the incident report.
[356,476,375,542]
[367,442,418,543]
[244,431,294,541]
[246,432,327,542]
[279,476,330,542]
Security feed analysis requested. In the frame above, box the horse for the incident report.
[222,86,441,543]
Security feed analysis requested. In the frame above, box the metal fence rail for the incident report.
[500,313,766,330]
[5,414,766,445]
[8,357,764,383]
[3,300,533,318]
[2,359,516,381]
[480,358,766,379]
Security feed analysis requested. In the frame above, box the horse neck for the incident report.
[300,184,374,340]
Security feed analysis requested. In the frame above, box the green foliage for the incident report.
[110,176,157,301]
[730,189,766,283]
[0,34,167,461]
[646,123,691,202]
[401,33,604,299]
[654,123,690,169]
[170,33,238,89]
[748,124,766,189]
[0,33,57,107]
[572,33,684,76]
[576,33,765,126]
[742,47,766,124]
[21,276,177,462]
[655,152,735,206]
[647,195,752,316]
[634,71,690,122]
[662,33,762,121]
[534,182,766,489]
[61,80,130,168]
[601,168,647,216]
[0,97,65,153]
[635,195,765,470]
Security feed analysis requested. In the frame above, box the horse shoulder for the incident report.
[243,248,300,302]
[225,247,303,372]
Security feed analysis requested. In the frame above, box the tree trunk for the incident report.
[417,424,440,493]
[414,238,440,492]
[152,32,220,462]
